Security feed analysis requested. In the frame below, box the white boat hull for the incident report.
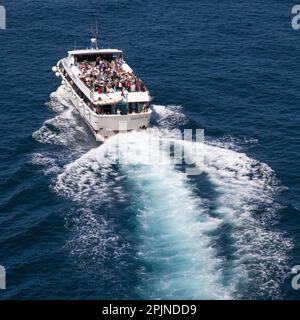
[67,86,152,141]
[53,46,153,141]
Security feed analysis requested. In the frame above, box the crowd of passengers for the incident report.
[78,56,147,94]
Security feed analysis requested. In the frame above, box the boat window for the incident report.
[101,104,113,115]
[138,103,144,112]
[128,102,138,114]
[115,101,127,115]
[76,54,115,63]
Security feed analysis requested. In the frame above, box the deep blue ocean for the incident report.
[0,0,299,300]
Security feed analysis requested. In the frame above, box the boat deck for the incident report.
[75,57,147,96]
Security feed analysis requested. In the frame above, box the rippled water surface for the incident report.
[0,0,299,299]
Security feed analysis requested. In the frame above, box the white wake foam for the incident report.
[64,207,128,274]
[33,86,88,146]
[54,144,125,204]
[34,86,291,299]
[54,132,230,299]
[152,105,189,128]
[53,129,291,299]
[182,139,292,298]
[31,153,61,176]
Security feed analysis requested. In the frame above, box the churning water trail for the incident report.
[53,132,231,299]
[181,139,292,298]
[32,87,292,299]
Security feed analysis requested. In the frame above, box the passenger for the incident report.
[136,79,140,92]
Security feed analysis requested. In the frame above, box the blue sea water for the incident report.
[0,0,300,299]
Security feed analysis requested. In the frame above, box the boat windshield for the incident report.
[76,53,117,63]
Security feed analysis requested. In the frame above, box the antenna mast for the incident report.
[90,22,99,49]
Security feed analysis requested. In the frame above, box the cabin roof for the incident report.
[68,48,123,56]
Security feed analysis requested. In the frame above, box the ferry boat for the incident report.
[52,34,152,141]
